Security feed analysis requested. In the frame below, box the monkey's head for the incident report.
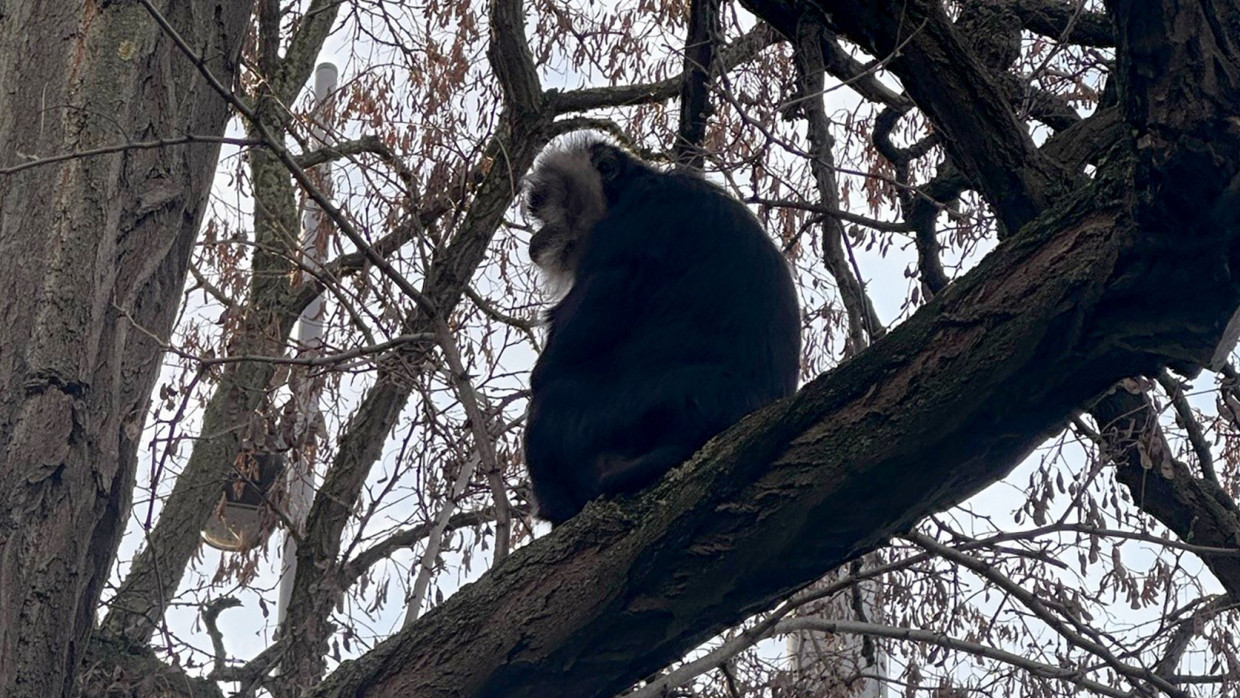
[524,133,648,292]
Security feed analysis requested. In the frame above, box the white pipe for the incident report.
[277,61,338,627]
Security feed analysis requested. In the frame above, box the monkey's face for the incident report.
[524,135,610,287]
[524,134,657,296]
[525,172,587,275]
[528,221,578,293]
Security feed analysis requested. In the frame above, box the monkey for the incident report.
[522,133,801,525]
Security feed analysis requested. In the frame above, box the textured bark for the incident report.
[743,0,1076,235]
[76,639,223,698]
[0,2,252,697]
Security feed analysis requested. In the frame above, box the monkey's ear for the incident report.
[595,150,622,183]
[527,185,548,212]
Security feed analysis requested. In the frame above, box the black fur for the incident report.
[523,134,800,524]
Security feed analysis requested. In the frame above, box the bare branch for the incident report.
[872,107,952,296]
[342,507,518,584]
[674,0,721,168]
[431,317,512,564]
[549,24,780,114]
[794,17,884,350]
[201,597,243,676]
[746,196,912,233]
[1157,370,1219,484]
[1,135,258,176]
[907,532,1188,698]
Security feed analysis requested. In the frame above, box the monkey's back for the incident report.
[525,164,800,524]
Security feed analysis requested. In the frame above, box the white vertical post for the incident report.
[277,62,338,626]
[787,564,888,698]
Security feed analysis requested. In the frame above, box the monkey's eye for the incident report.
[596,154,620,182]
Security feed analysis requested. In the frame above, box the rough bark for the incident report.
[0,2,252,697]
[76,638,223,698]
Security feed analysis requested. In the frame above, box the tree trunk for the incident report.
[0,3,252,696]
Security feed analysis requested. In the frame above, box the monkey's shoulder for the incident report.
[612,177,761,237]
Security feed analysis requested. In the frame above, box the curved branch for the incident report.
[744,0,1075,236]
[549,24,780,114]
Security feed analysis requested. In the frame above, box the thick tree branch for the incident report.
[1040,106,1123,172]
[1006,0,1115,48]
[744,0,1075,236]
[488,0,542,117]
[274,0,344,104]
[103,0,317,650]
[549,24,780,114]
